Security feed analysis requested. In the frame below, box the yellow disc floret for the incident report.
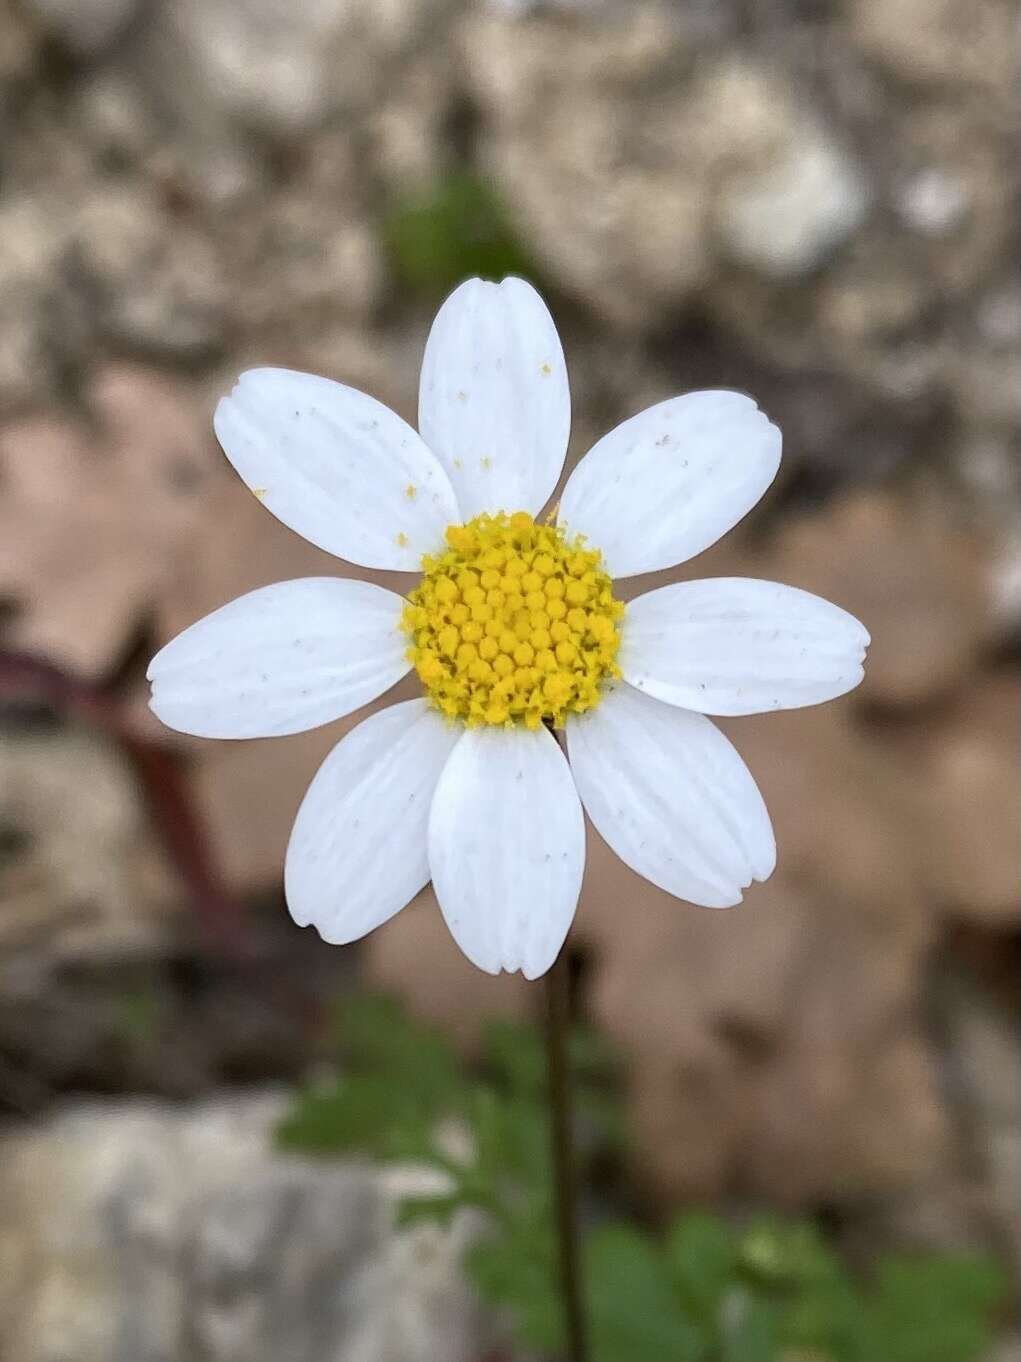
[402,511,624,729]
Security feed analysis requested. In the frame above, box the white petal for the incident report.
[285,699,460,944]
[621,577,870,716]
[214,368,459,570]
[418,277,571,520]
[558,390,781,577]
[147,578,409,738]
[567,685,775,908]
[428,725,584,979]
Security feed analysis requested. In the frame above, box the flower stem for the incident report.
[544,946,589,1362]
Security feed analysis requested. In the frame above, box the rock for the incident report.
[681,59,869,279]
[0,1091,490,1362]
[465,7,713,327]
[759,491,995,708]
[72,70,160,164]
[0,718,357,1106]
[23,0,138,57]
[938,966,1021,1266]
[171,0,360,136]
[170,0,459,140]
[231,188,384,338]
[367,51,463,191]
[0,1,40,88]
[0,728,177,975]
[0,199,66,411]
[717,127,868,278]
[895,167,971,238]
[990,535,1021,633]
[817,235,930,347]
[69,184,228,359]
[852,0,1016,96]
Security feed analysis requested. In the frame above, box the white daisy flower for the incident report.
[148,277,869,980]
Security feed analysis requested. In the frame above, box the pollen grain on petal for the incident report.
[401,510,624,730]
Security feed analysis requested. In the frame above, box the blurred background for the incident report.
[0,0,1017,1358]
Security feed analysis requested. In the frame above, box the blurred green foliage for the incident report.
[278,996,1007,1362]
[383,173,537,297]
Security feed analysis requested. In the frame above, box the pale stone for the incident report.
[0,1092,490,1362]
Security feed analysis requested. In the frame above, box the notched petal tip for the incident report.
[568,687,774,909]
[214,369,271,420]
[521,957,555,982]
[558,389,782,578]
[419,272,569,522]
[233,364,300,390]
[442,273,536,298]
[621,578,870,718]
[428,726,582,980]
[704,886,745,910]
[145,633,179,682]
[691,850,776,909]
[146,684,201,739]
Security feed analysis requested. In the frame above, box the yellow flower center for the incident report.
[402,510,624,729]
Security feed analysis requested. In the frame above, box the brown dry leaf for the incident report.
[0,364,217,678]
[577,698,945,1204]
[880,671,1021,924]
[758,489,995,708]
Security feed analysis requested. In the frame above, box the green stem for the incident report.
[544,945,590,1362]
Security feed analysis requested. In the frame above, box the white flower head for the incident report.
[148,278,869,979]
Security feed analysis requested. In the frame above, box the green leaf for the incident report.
[739,1215,843,1289]
[586,1223,707,1362]
[480,1019,548,1099]
[276,1073,439,1161]
[719,1288,781,1362]
[471,1084,551,1194]
[852,1254,1007,1362]
[666,1211,738,1320]
[274,997,1007,1362]
[277,995,467,1160]
[332,994,463,1106]
[567,1026,619,1080]
[776,1272,861,1360]
[466,1215,564,1355]
[383,173,536,299]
